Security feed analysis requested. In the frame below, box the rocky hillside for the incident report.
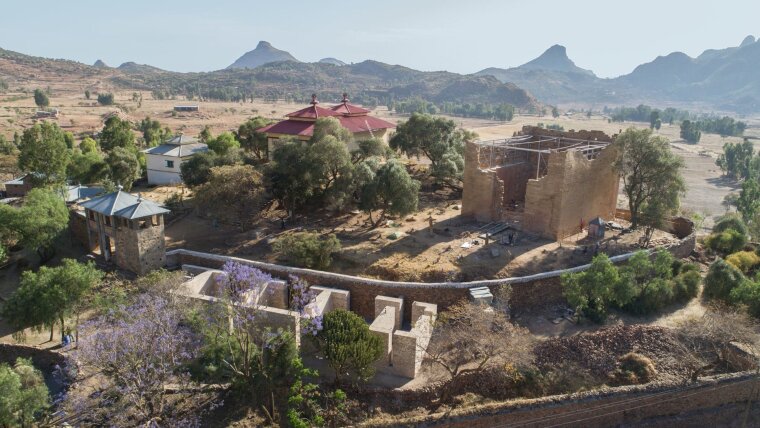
[227,41,299,69]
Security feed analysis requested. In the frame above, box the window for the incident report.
[165,160,175,168]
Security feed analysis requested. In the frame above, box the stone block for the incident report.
[375,295,403,330]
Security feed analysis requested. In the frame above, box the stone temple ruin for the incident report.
[462,126,620,240]
[175,265,438,379]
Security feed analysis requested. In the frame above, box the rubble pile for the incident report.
[534,325,686,380]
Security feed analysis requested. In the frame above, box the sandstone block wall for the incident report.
[370,306,396,367]
[523,145,620,240]
[461,141,503,221]
[371,371,759,428]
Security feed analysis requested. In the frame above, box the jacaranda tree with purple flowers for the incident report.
[194,262,310,425]
[289,275,323,336]
[71,294,203,427]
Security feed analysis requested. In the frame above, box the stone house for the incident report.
[79,190,169,275]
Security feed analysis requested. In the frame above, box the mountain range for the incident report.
[2,37,760,113]
[476,36,760,112]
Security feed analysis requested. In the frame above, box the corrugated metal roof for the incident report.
[143,142,208,157]
[4,175,28,185]
[114,199,170,219]
[330,102,371,116]
[80,190,168,219]
[65,185,105,203]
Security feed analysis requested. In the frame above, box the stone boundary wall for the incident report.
[361,371,759,428]
[165,226,695,321]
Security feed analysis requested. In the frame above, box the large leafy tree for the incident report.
[106,146,141,190]
[716,139,754,180]
[358,159,420,227]
[614,128,685,229]
[139,116,172,147]
[68,150,108,184]
[207,131,240,156]
[99,116,135,151]
[237,116,273,160]
[1,259,102,341]
[310,117,353,145]
[0,358,49,427]
[680,120,701,143]
[389,113,473,189]
[561,253,629,323]
[737,177,760,223]
[0,188,69,261]
[17,121,70,186]
[315,309,383,384]
[269,140,317,215]
[194,165,266,227]
[33,88,49,109]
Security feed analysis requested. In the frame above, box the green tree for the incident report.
[33,89,49,109]
[649,111,660,129]
[358,159,420,227]
[390,113,474,189]
[1,259,102,341]
[737,178,760,223]
[310,117,352,145]
[562,253,629,323]
[680,120,701,143]
[551,106,560,118]
[63,131,75,150]
[199,125,213,144]
[97,93,115,106]
[84,89,91,100]
[138,116,172,147]
[68,150,108,184]
[17,121,70,186]
[0,188,69,261]
[79,137,98,154]
[99,116,135,151]
[0,244,6,265]
[273,232,341,270]
[106,147,141,190]
[269,141,316,215]
[207,131,240,155]
[716,139,754,180]
[705,229,747,256]
[315,309,383,384]
[194,165,266,227]
[614,128,686,229]
[351,138,388,165]
[309,136,353,199]
[0,134,16,155]
[237,116,273,160]
[0,358,49,427]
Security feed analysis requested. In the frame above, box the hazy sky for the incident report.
[1,0,757,78]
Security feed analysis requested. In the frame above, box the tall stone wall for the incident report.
[364,371,759,428]
[523,145,620,240]
[166,226,693,324]
[461,141,503,221]
[116,224,166,275]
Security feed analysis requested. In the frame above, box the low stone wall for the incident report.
[361,371,759,428]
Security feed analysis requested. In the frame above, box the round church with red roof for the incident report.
[257,93,396,155]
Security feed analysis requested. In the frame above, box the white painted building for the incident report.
[142,135,208,185]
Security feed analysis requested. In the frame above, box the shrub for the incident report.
[674,270,701,302]
[730,280,760,318]
[705,229,747,256]
[713,215,749,236]
[274,232,341,270]
[625,278,674,315]
[0,244,6,264]
[704,259,748,301]
[97,93,114,106]
[608,353,657,386]
[726,251,760,274]
[315,309,383,384]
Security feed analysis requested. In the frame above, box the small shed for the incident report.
[588,216,606,239]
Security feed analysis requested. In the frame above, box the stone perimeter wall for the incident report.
[362,371,759,428]
[166,228,695,322]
